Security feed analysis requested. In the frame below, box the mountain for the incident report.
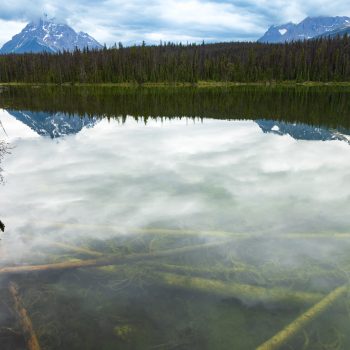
[256,120,350,144]
[316,25,350,39]
[0,17,103,54]
[6,110,97,138]
[258,16,350,43]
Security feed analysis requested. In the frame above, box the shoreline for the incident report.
[1,81,350,88]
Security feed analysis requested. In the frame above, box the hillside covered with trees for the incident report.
[0,36,350,83]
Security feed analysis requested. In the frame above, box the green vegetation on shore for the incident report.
[1,36,350,84]
[3,81,350,88]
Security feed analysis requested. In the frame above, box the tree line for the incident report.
[0,36,350,83]
[2,85,350,129]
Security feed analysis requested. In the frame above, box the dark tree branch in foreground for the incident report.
[0,140,9,232]
[0,140,9,184]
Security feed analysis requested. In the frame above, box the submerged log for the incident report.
[151,272,324,305]
[145,262,254,276]
[44,241,104,257]
[35,221,236,238]
[97,265,324,305]
[144,262,345,283]
[0,237,328,307]
[8,281,41,350]
[256,284,348,350]
[0,239,231,276]
[34,221,350,240]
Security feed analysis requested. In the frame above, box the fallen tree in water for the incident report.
[1,233,348,349]
[97,264,324,305]
[0,238,325,306]
[0,239,231,275]
[33,221,350,240]
[256,284,348,350]
[8,281,41,350]
[148,271,323,305]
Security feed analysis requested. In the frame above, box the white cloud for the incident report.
[0,110,39,141]
[3,117,350,264]
[1,0,350,46]
[0,19,26,46]
[157,0,263,32]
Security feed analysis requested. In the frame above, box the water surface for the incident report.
[1,86,350,349]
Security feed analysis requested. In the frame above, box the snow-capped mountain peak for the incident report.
[7,110,97,138]
[258,16,350,43]
[0,17,103,54]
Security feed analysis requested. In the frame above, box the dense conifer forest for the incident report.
[0,36,350,83]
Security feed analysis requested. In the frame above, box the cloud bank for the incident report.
[1,1,350,48]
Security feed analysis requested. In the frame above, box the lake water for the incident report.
[1,86,350,349]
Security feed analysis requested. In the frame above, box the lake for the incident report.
[1,85,350,349]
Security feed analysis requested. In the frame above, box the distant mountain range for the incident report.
[7,110,97,138]
[256,120,350,144]
[258,16,350,43]
[6,109,350,144]
[0,17,103,54]
[316,26,350,39]
[2,15,350,54]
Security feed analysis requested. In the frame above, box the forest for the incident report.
[0,36,350,83]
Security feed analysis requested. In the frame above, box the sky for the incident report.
[0,0,350,46]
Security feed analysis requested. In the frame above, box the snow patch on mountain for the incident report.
[278,29,287,36]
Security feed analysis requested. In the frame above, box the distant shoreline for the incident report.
[2,81,350,88]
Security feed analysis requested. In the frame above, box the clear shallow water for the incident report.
[1,87,350,349]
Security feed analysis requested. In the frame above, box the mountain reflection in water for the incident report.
[1,86,350,350]
[1,85,350,142]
